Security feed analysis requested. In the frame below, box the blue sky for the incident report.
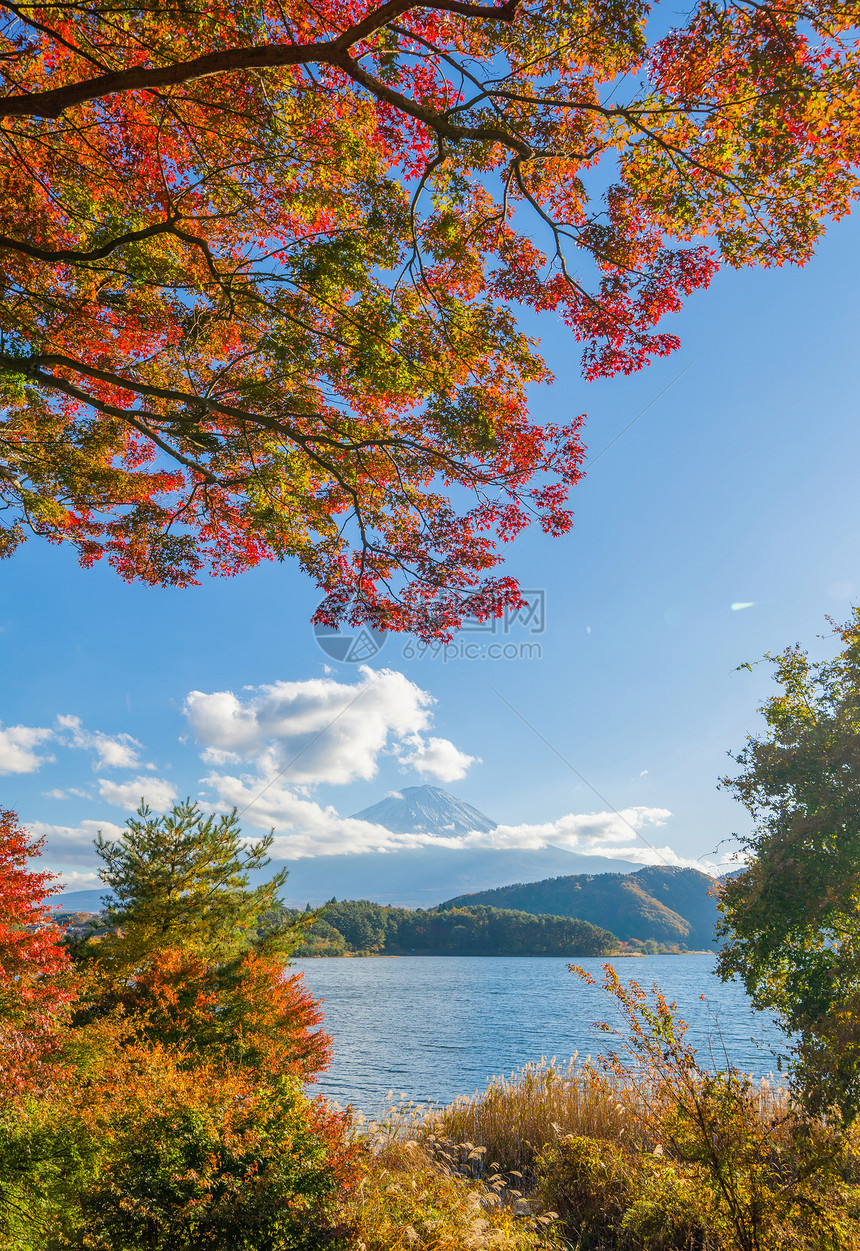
[2,212,859,889]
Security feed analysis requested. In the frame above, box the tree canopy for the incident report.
[718,610,860,1119]
[0,808,71,1099]
[1,1,858,634]
[289,897,619,955]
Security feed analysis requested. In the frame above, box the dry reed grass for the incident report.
[424,1059,796,1179]
[427,1059,637,1176]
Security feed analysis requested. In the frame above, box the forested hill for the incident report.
[440,866,720,950]
[285,901,618,957]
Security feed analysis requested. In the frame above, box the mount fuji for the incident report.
[271,785,640,907]
[349,785,498,836]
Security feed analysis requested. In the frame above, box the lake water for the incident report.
[294,954,786,1112]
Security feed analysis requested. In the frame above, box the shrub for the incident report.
[619,1160,705,1251]
[0,1034,354,1251]
[548,964,860,1251]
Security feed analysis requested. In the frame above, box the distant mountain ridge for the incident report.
[441,865,720,949]
[52,847,643,914]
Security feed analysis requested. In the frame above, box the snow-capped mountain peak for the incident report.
[350,785,496,836]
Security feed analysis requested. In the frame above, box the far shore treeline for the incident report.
[58,898,626,958]
[280,901,623,958]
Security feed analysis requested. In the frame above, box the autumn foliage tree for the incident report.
[0,808,72,1098]
[0,1,858,635]
[0,804,351,1249]
[75,801,330,1078]
[1,1020,353,1250]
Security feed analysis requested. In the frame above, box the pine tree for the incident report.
[92,800,296,970]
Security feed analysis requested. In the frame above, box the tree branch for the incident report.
[0,219,178,263]
[0,0,521,119]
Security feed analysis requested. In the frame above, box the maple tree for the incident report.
[0,2,857,635]
[0,808,72,1098]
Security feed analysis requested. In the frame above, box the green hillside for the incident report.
[439,866,719,950]
[286,900,619,957]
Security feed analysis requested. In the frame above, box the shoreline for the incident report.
[294,949,711,959]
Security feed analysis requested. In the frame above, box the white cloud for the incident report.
[30,818,125,864]
[56,714,142,770]
[97,776,177,811]
[202,773,399,856]
[199,773,689,866]
[397,735,477,782]
[56,870,103,890]
[476,808,701,867]
[0,713,150,779]
[481,807,673,851]
[185,668,472,787]
[0,723,55,774]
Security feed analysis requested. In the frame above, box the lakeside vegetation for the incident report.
[285,899,621,958]
[55,899,694,958]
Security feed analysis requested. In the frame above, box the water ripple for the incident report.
[294,954,785,1112]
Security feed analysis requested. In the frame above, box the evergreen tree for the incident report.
[92,800,297,971]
